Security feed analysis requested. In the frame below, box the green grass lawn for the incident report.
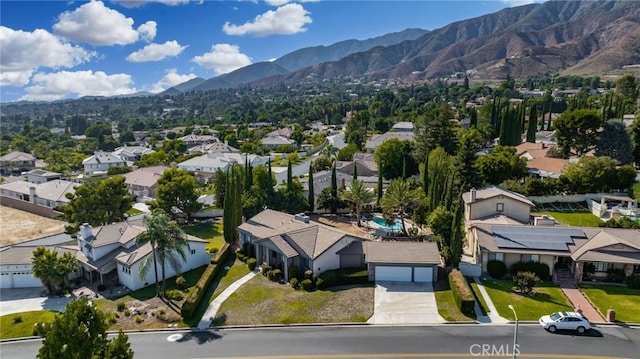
[433,285,475,322]
[480,279,572,320]
[533,211,604,227]
[0,310,57,340]
[182,221,225,252]
[469,280,489,316]
[579,284,640,323]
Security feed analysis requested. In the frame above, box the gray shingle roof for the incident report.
[364,241,440,265]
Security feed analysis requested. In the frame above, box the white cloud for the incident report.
[53,1,156,45]
[0,26,94,87]
[500,0,540,6]
[114,0,190,8]
[126,40,186,62]
[20,70,136,101]
[192,44,252,76]
[222,3,312,37]
[265,0,291,6]
[149,68,198,93]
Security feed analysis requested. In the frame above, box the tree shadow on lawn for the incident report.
[513,291,570,307]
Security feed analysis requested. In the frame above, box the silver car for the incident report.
[539,311,591,333]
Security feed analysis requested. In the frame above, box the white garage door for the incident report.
[0,273,12,289]
[11,273,43,288]
[413,267,433,282]
[376,266,412,282]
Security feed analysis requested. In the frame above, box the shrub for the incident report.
[487,260,508,279]
[209,247,219,254]
[124,308,131,316]
[175,276,187,290]
[300,279,314,291]
[236,253,247,263]
[448,269,475,316]
[304,270,314,280]
[247,258,257,271]
[316,267,370,289]
[13,316,22,324]
[625,274,640,289]
[262,265,272,276]
[158,308,166,315]
[513,271,539,294]
[182,242,233,319]
[509,261,550,280]
[116,301,126,312]
[288,265,299,280]
[289,278,299,289]
[165,289,185,301]
[267,269,282,282]
[134,315,143,324]
[606,268,625,283]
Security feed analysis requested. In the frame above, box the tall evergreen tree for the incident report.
[286,157,293,192]
[330,163,338,214]
[352,162,358,180]
[308,161,315,212]
[376,160,383,206]
[526,103,538,143]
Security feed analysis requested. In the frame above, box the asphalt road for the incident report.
[2,324,639,359]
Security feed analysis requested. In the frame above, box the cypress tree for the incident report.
[286,157,293,193]
[352,162,358,181]
[330,163,338,214]
[308,161,315,212]
[376,160,383,206]
[223,168,233,244]
[526,104,537,143]
[469,107,478,128]
[421,157,429,196]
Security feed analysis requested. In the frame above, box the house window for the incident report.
[522,254,539,263]
[190,249,196,255]
[496,203,504,212]
[489,252,504,261]
[122,265,130,274]
[593,261,612,272]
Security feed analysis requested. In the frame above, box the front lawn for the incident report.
[433,280,475,322]
[533,211,603,227]
[213,274,374,325]
[579,284,640,323]
[0,310,57,340]
[182,221,225,252]
[480,279,572,320]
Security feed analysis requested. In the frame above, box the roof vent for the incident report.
[294,213,310,224]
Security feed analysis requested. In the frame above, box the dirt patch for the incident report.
[99,296,184,331]
[309,213,370,237]
[0,206,66,246]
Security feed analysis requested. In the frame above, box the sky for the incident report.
[0,0,540,103]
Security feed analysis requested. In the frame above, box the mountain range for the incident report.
[166,0,640,95]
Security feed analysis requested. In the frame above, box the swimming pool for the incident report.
[370,216,403,230]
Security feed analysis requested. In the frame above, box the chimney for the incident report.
[470,188,477,202]
[80,223,93,240]
[28,186,37,204]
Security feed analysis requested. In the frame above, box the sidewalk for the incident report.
[197,269,261,329]
[557,282,606,324]
[472,277,508,324]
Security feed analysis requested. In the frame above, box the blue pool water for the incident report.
[370,216,403,230]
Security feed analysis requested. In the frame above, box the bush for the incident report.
[165,289,185,301]
[513,271,539,294]
[304,270,314,281]
[247,258,257,271]
[262,265,272,276]
[175,276,187,290]
[300,279,314,291]
[448,269,475,316]
[606,268,625,283]
[13,316,22,324]
[124,308,131,316]
[209,247,219,254]
[116,301,126,312]
[289,278,299,289]
[288,265,299,280]
[181,242,233,319]
[625,274,640,289]
[316,267,370,289]
[509,261,550,280]
[267,269,282,282]
[134,315,143,324]
[487,260,508,279]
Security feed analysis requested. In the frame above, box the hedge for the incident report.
[509,261,550,281]
[181,242,233,319]
[316,267,369,289]
[487,260,508,279]
[448,269,475,316]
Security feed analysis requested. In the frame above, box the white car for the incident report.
[539,311,591,333]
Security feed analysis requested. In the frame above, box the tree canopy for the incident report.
[553,109,601,157]
[155,168,202,221]
[31,247,77,295]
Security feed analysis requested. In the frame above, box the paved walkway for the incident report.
[197,269,260,329]
[557,282,606,324]
[472,277,508,324]
[367,282,444,324]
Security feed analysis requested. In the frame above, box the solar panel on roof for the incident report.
[492,226,585,251]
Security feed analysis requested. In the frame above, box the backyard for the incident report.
[533,211,604,227]
[480,279,573,320]
[579,284,640,323]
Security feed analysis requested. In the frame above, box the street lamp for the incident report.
[508,304,518,359]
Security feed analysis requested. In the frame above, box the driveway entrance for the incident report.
[0,288,71,316]
[367,281,444,324]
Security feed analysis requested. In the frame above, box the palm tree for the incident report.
[320,143,338,159]
[136,210,189,298]
[380,178,420,234]
[340,179,376,227]
[31,246,77,294]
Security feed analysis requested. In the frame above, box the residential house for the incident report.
[82,151,127,176]
[178,134,218,148]
[365,132,414,152]
[391,121,414,133]
[0,179,79,217]
[0,151,36,175]
[364,241,440,282]
[24,169,61,184]
[261,135,296,150]
[187,141,240,155]
[112,146,154,165]
[177,152,269,183]
[516,142,568,179]
[266,126,294,138]
[122,165,168,199]
[0,245,81,289]
[335,153,379,177]
[571,228,640,282]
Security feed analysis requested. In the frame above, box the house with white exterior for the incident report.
[0,151,36,175]
[0,179,80,217]
[0,244,81,289]
[82,151,127,176]
[177,152,269,182]
[261,135,296,150]
[391,121,414,133]
[187,141,240,155]
[122,165,168,199]
[24,169,62,184]
[112,146,155,165]
[365,132,414,152]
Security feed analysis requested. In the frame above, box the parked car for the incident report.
[539,311,591,333]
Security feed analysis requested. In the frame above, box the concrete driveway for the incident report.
[367,282,444,324]
[0,288,71,316]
